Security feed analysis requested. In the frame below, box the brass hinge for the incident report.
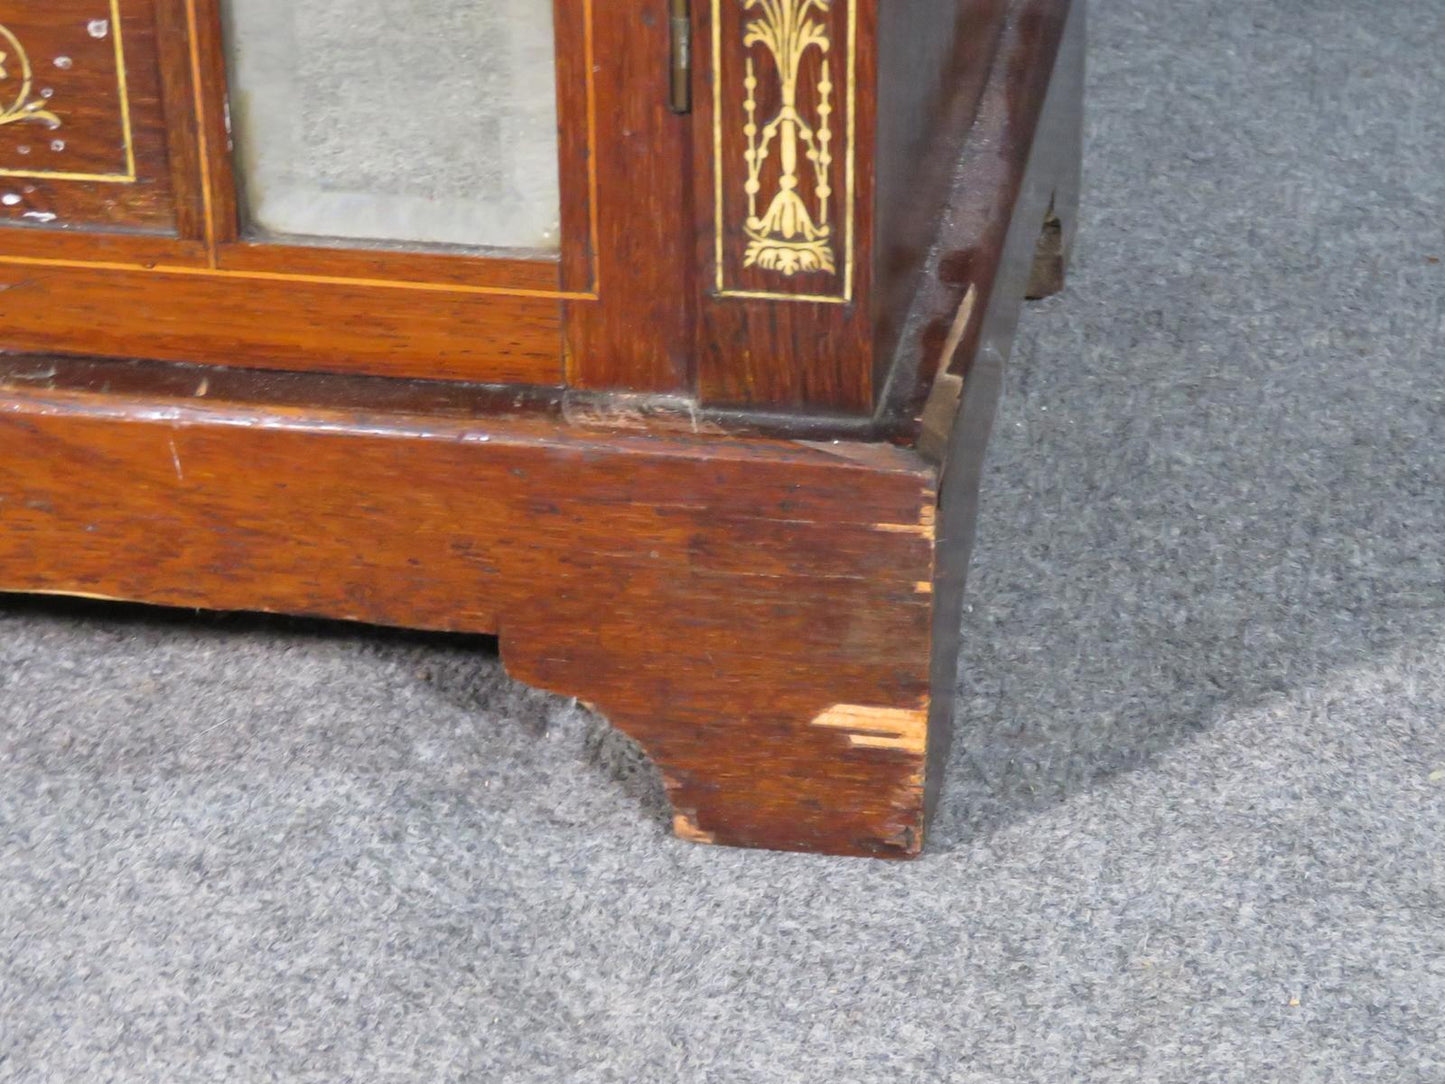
[669,0,692,114]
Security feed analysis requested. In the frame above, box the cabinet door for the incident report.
[0,1,693,390]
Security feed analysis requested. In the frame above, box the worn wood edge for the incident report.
[917,284,979,462]
[0,354,908,445]
[872,1,1012,401]
[0,356,925,478]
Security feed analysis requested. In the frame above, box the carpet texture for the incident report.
[2,0,1443,1080]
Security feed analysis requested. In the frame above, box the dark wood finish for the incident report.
[922,0,1084,823]
[0,0,1084,856]
[0,1,708,390]
[0,261,564,384]
[151,0,207,244]
[880,0,1082,439]
[873,0,1009,399]
[0,0,1077,408]
[212,243,558,295]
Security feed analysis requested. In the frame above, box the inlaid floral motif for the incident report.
[740,0,836,277]
[0,24,62,130]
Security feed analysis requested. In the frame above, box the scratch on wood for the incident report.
[168,437,184,482]
[810,704,928,756]
[9,588,134,604]
[874,503,936,541]
[562,392,725,436]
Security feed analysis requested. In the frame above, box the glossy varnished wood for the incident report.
[561,2,695,394]
[0,0,1075,416]
[0,0,702,389]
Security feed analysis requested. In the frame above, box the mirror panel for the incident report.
[221,0,561,253]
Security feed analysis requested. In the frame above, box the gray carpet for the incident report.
[3,0,1443,1079]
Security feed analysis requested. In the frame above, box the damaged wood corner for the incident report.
[809,703,929,756]
[672,811,717,845]
[1026,199,1067,300]
[918,284,980,464]
[874,501,938,540]
[0,0,1085,860]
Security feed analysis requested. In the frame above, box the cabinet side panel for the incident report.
[873,0,1009,402]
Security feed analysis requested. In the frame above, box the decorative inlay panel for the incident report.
[712,0,856,303]
[0,1,134,183]
[0,0,179,236]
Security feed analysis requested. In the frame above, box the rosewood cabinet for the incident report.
[0,0,1083,857]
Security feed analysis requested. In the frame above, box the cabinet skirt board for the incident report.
[0,366,944,858]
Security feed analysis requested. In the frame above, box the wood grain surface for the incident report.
[0,357,936,857]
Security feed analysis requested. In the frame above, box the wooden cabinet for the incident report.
[0,0,1084,857]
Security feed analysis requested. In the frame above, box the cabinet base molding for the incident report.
[0,362,936,857]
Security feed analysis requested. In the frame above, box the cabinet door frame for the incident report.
[0,0,695,391]
[188,0,594,296]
